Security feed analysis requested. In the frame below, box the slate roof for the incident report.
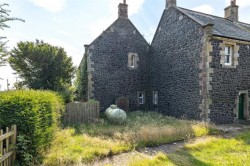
[176,7,250,42]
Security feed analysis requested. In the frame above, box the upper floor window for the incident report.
[131,55,135,68]
[219,41,239,68]
[153,91,158,105]
[128,53,138,69]
[225,45,233,66]
[138,92,145,105]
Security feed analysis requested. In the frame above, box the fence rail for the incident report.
[64,101,100,123]
[0,125,16,166]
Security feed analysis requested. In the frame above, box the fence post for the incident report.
[12,125,17,165]
[0,125,17,166]
[0,129,3,166]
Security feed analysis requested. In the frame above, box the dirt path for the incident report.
[87,152,151,166]
[85,139,190,166]
[83,124,250,166]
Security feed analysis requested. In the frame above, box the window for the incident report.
[225,45,233,66]
[153,91,158,105]
[138,92,145,105]
[128,53,138,69]
[131,55,135,68]
[220,41,239,68]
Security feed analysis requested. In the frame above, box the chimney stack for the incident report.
[118,0,128,18]
[84,45,90,54]
[224,0,239,22]
[166,0,176,9]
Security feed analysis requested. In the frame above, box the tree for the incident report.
[0,40,7,67]
[0,3,24,67]
[9,40,76,102]
[75,54,88,101]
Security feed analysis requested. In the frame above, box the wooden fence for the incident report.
[64,101,100,123]
[0,125,16,166]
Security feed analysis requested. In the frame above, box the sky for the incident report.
[0,0,250,90]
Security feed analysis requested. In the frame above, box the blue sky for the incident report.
[1,0,250,90]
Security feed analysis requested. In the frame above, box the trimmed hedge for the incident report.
[0,90,64,165]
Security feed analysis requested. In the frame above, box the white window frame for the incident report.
[138,92,145,105]
[128,53,138,69]
[153,91,158,105]
[225,45,233,66]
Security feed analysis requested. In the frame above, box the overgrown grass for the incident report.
[129,153,175,166]
[71,111,211,147]
[129,131,250,166]
[43,111,212,165]
[42,129,132,166]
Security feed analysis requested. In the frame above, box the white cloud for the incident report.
[0,65,16,91]
[44,37,83,65]
[144,26,156,43]
[59,30,73,38]
[127,0,145,16]
[89,0,145,39]
[192,4,214,15]
[225,0,250,8]
[29,0,67,12]
[108,0,145,16]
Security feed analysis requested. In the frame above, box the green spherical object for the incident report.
[105,105,118,117]
[105,105,127,124]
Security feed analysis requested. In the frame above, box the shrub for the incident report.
[0,90,65,165]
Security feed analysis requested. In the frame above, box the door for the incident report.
[115,97,129,112]
[238,94,245,120]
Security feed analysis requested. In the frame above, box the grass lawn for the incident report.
[42,111,211,165]
[129,131,250,166]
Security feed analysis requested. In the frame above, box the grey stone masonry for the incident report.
[199,24,213,123]
[150,7,204,119]
[81,1,250,124]
[166,0,176,9]
[118,1,128,19]
[87,18,150,112]
[209,37,250,124]
[224,0,238,22]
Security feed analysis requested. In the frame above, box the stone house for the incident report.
[82,0,250,124]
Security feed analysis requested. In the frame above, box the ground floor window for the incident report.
[138,92,145,105]
[153,91,158,105]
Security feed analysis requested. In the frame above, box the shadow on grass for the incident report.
[62,116,127,137]
[236,130,250,145]
[168,150,211,166]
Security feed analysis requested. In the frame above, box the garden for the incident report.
[0,90,211,165]
[1,90,250,166]
[1,2,250,166]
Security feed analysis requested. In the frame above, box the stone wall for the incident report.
[150,7,204,119]
[89,18,150,111]
[209,38,250,124]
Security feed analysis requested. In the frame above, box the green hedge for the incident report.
[0,90,65,165]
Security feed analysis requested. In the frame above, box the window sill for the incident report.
[222,64,236,68]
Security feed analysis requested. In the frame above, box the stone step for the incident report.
[237,120,250,125]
